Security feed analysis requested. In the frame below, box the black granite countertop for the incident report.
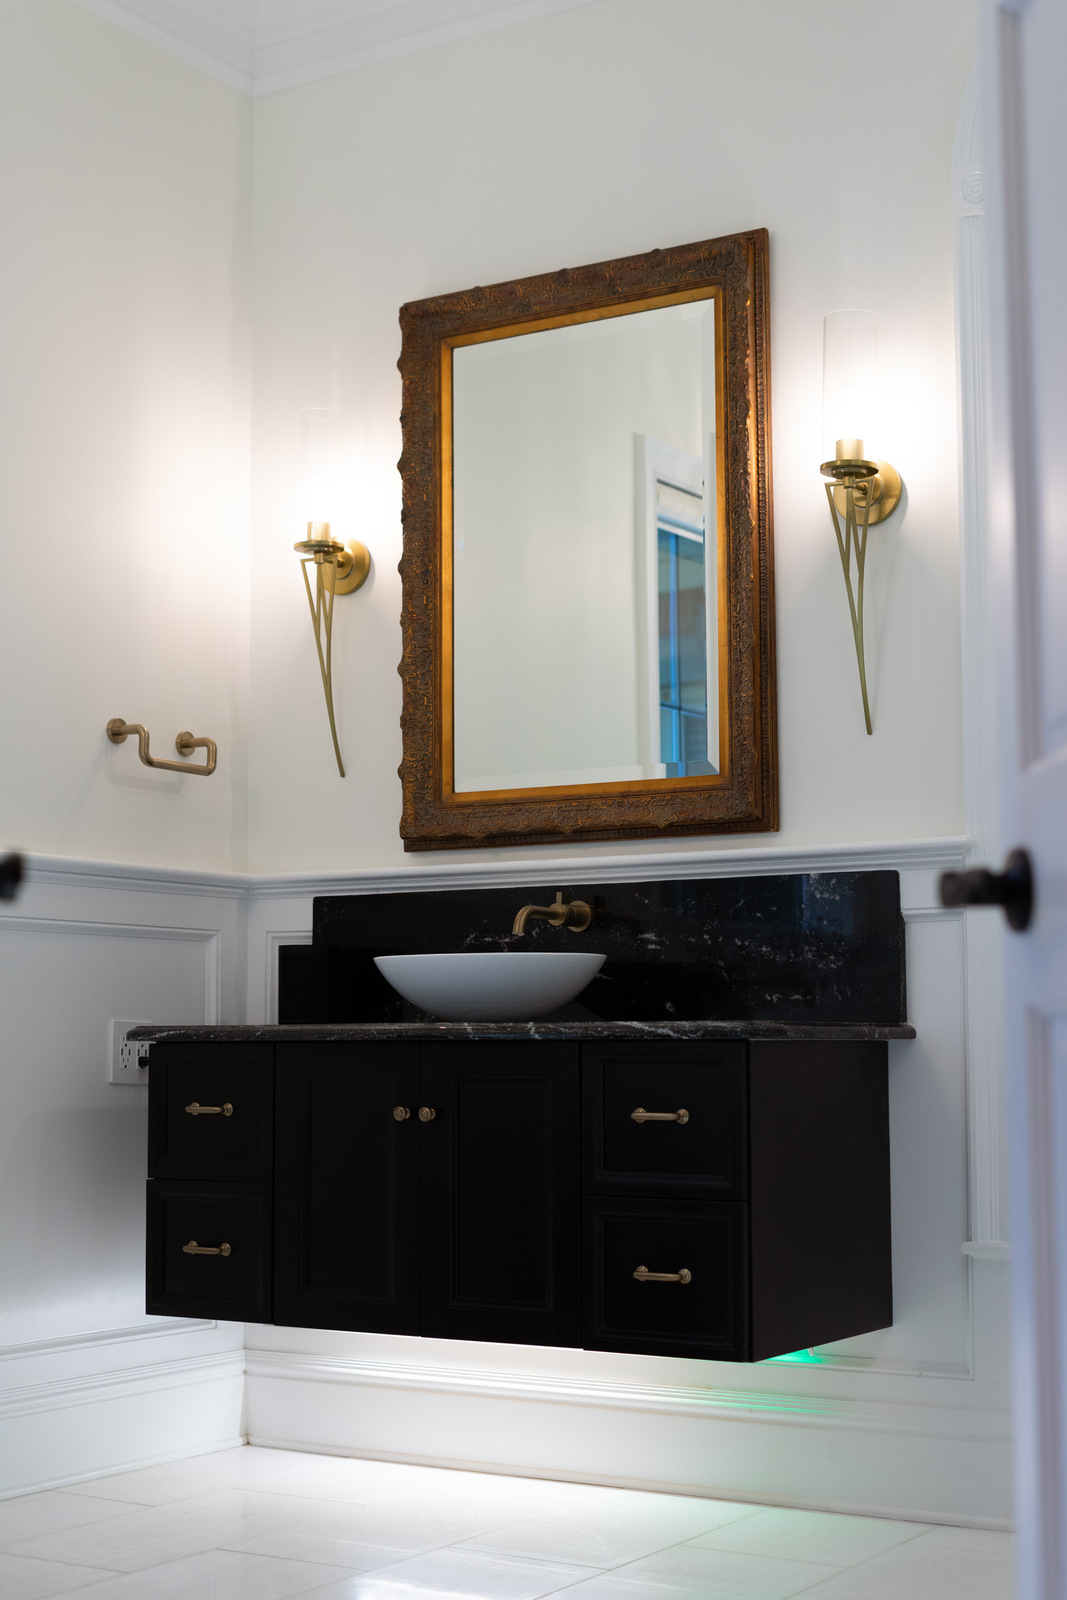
[128,1021,915,1044]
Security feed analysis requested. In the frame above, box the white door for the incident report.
[979,1,1067,1593]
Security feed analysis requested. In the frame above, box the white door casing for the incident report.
[983,0,1067,1592]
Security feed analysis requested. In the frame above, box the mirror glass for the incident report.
[450,293,721,794]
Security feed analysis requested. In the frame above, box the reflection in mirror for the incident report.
[451,296,720,794]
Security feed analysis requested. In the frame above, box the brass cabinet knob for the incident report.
[418,1106,437,1122]
[393,1106,411,1121]
[182,1240,231,1256]
[630,1107,689,1124]
[633,1265,692,1284]
[185,1102,233,1117]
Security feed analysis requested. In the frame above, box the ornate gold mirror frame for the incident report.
[397,228,776,851]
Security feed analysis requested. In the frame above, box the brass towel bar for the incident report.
[106,719,217,776]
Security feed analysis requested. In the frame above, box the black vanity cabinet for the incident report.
[145,1033,892,1362]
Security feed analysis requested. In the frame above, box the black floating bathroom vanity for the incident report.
[134,872,914,1364]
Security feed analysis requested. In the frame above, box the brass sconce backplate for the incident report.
[830,460,902,524]
[325,540,371,595]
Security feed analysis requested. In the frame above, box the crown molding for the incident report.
[72,0,604,96]
[73,0,256,90]
[253,0,605,94]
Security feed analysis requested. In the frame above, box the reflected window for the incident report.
[656,477,716,777]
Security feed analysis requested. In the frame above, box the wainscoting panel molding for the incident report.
[0,861,246,1497]
[1,840,1011,1521]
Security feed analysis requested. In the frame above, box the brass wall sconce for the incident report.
[819,310,902,734]
[293,409,370,778]
[106,719,217,775]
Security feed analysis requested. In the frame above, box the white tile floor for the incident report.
[0,1446,1015,1599]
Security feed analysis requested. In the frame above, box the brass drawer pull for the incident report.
[631,1107,689,1124]
[633,1265,692,1284]
[185,1102,233,1117]
[418,1106,437,1122]
[393,1106,411,1121]
[182,1240,231,1256]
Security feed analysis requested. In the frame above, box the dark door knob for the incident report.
[0,853,23,902]
[939,847,1033,932]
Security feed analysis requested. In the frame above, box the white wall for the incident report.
[0,0,252,874]
[248,0,973,871]
[0,0,250,1492]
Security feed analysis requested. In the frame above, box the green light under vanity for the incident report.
[765,1348,825,1365]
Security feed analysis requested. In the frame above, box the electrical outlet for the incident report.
[108,1019,152,1085]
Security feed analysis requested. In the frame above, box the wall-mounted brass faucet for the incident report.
[512,891,592,937]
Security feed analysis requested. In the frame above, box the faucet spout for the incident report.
[512,892,592,937]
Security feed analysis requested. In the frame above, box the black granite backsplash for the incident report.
[278,872,906,1027]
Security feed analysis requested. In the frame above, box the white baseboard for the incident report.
[0,1347,245,1499]
[244,1350,1013,1528]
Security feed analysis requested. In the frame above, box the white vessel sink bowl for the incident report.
[373,951,605,1022]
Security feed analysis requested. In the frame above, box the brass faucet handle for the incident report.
[512,894,593,936]
[562,899,592,931]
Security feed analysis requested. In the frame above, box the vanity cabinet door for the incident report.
[419,1042,581,1348]
[583,1196,747,1361]
[149,1043,273,1181]
[147,1179,272,1322]
[274,1043,420,1334]
[582,1042,747,1198]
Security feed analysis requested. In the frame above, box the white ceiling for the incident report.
[74,0,603,93]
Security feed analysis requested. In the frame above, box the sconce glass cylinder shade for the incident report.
[293,407,370,594]
[822,308,880,464]
[297,406,340,535]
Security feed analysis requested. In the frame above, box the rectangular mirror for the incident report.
[398,230,776,850]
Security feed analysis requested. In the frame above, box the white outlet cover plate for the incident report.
[108,1019,152,1085]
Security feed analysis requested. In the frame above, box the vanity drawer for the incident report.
[146,1180,272,1321]
[149,1044,273,1180]
[583,1197,747,1360]
[582,1043,746,1197]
